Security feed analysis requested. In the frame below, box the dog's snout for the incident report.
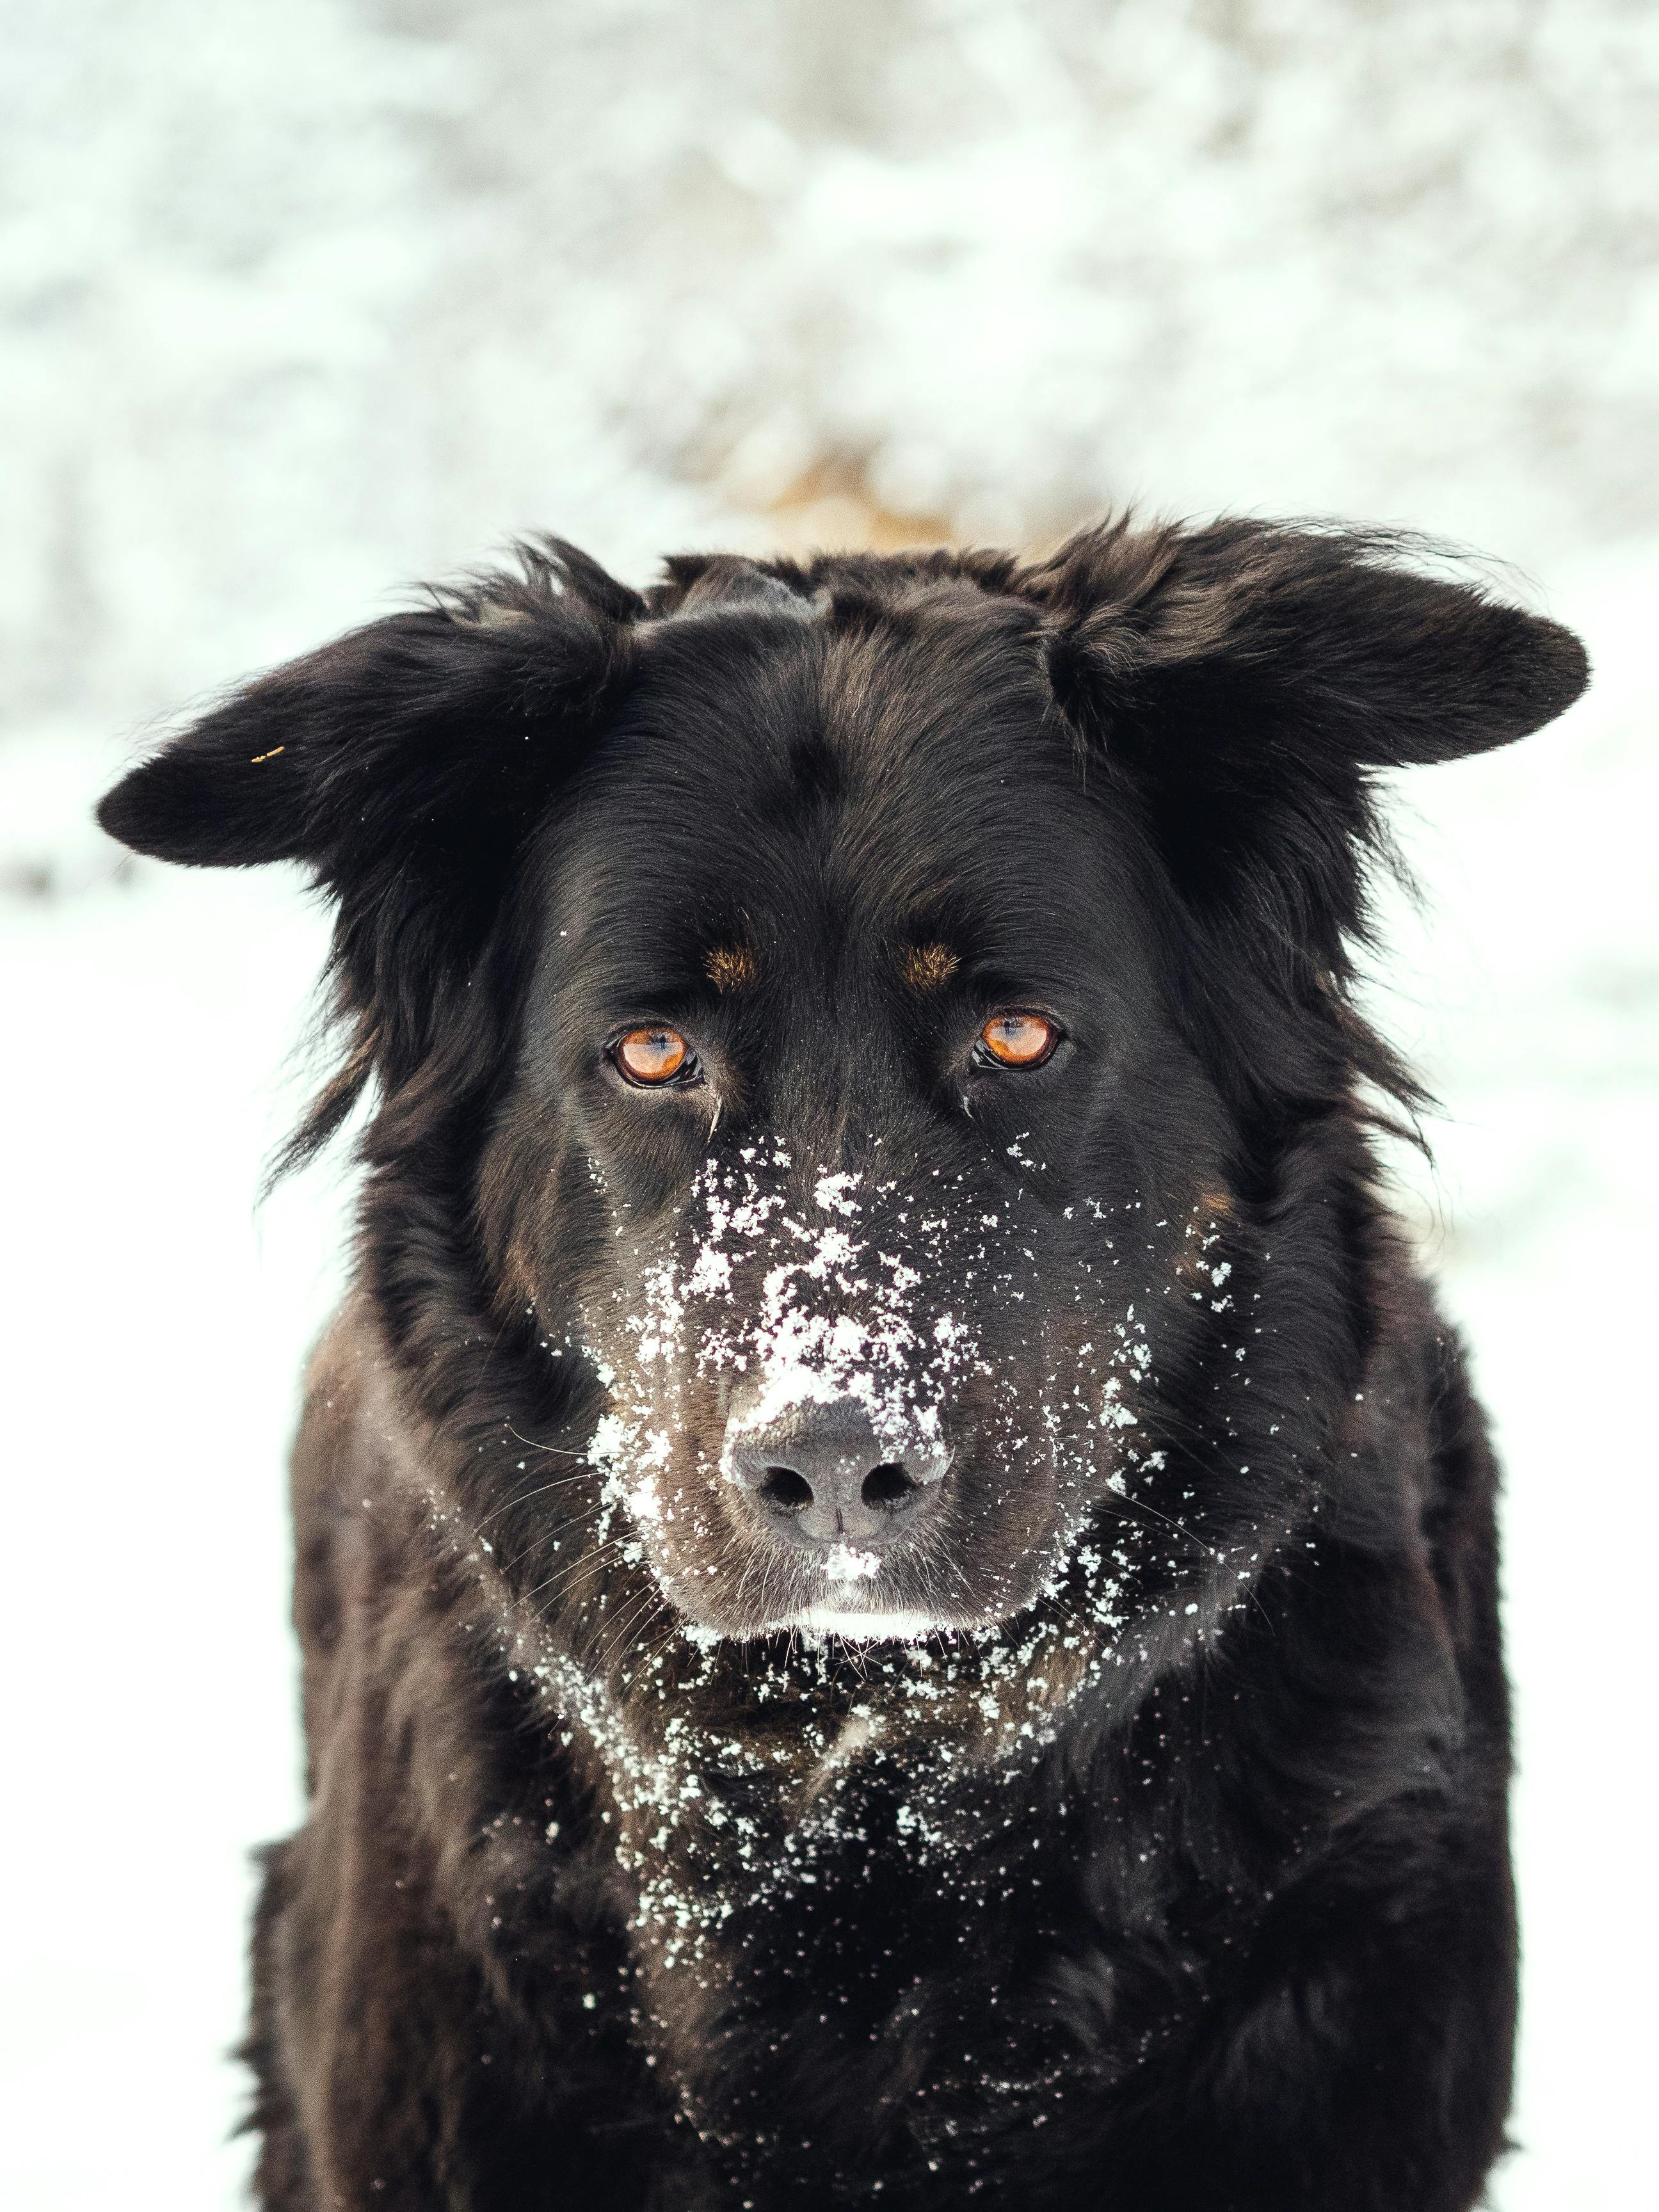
[727,1399,948,1549]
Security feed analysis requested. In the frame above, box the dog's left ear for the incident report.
[98,541,641,1156]
[1038,518,1588,963]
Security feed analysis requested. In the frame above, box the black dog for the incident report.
[99,520,1587,2210]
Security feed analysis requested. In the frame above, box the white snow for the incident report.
[819,1544,884,1585]
[3,4,1657,2206]
[792,1609,945,1642]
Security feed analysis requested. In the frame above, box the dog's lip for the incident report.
[763,1606,953,1642]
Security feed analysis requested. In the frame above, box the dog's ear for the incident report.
[98,541,641,1156]
[1038,518,1587,963]
[98,542,639,875]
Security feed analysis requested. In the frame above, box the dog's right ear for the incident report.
[97,541,641,1157]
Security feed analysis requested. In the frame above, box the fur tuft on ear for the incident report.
[98,538,639,1165]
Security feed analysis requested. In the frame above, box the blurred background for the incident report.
[3,3,1655,2204]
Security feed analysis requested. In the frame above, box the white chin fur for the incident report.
[778,1607,949,1642]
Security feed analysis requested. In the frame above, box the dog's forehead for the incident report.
[556,603,1107,973]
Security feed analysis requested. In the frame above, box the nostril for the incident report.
[861,1461,918,1512]
[757,1465,813,1512]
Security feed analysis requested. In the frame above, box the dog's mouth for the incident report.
[767,1607,954,1643]
[672,1542,988,1645]
[665,1471,1071,1645]
[588,1384,1106,1647]
[746,1542,970,1642]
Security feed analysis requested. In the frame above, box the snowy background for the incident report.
[3,2,1656,2204]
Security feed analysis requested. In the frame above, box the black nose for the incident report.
[726,1399,949,1549]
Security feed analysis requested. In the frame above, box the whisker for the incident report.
[474,1469,595,1541]
[601,1588,668,1669]
[504,1421,588,1459]
[1103,1488,1220,1562]
[495,1487,615,1571]
[638,1613,689,1670]
[524,1534,630,1607]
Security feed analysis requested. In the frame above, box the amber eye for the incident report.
[614,1026,693,1086]
[978,1012,1059,1069]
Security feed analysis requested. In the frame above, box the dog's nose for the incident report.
[726,1399,948,1549]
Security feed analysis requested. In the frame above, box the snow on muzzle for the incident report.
[582,1151,999,1624]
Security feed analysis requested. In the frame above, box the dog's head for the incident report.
[100,524,1586,1648]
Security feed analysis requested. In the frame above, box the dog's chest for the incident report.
[552,1712,1165,2179]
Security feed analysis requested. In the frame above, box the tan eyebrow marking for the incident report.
[901,942,960,990]
[704,942,758,992]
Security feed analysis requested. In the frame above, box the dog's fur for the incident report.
[99,520,1588,2211]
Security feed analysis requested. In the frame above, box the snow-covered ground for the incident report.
[3,3,1655,2206]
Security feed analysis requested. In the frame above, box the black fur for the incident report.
[99,518,1587,2209]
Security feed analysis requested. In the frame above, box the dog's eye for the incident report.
[977,1013,1059,1069]
[613,1027,695,1086]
